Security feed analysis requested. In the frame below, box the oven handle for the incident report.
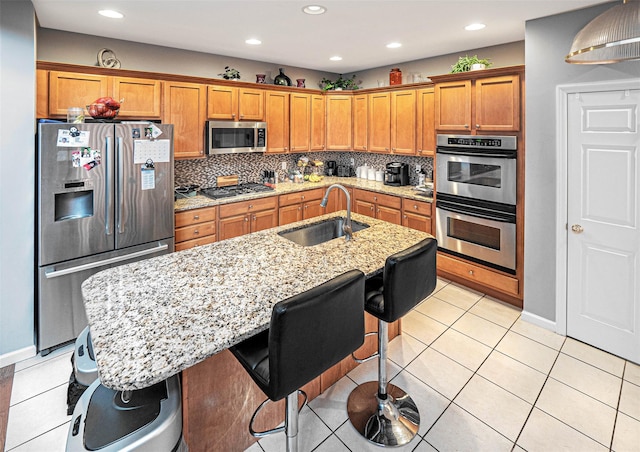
[437,201,515,224]
[436,149,516,159]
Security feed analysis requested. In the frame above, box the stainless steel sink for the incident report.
[278,217,370,246]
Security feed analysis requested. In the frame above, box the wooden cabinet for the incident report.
[368,92,391,153]
[353,189,402,225]
[175,207,217,251]
[310,94,326,151]
[218,196,278,241]
[163,81,207,159]
[111,76,162,119]
[353,94,368,151]
[438,252,520,297]
[47,71,108,117]
[416,87,436,156]
[265,90,290,153]
[402,198,432,235]
[325,94,352,150]
[434,74,520,132]
[278,188,327,226]
[207,85,264,121]
[390,90,417,155]
[289,93,311,152]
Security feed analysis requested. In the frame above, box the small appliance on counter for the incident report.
[384,162,409,186]
[326,161,337,176]
[336,165,353,177]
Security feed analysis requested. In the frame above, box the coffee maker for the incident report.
[384,162,409,186]
[325,161,337,176]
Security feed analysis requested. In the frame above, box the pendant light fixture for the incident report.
[566,0,640,64]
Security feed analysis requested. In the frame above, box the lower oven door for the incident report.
[436,199,516,272]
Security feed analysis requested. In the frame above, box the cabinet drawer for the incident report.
[175,221,216,243]
[175,234,217,251]
[438,252,519,296]
[354,189,401,209]
[279,188,324,207]
[219,196,278,218]
[402,198,432,217]
[175,207,217,228]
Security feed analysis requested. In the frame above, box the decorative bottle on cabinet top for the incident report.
[389,68,402,85]
[274,68,292,86]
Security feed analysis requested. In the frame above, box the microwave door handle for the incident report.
[438,203,514,223]
[436,149,515,159]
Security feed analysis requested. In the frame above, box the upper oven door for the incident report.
[436,150,517,205]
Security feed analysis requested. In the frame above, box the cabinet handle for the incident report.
[193,215,200,220]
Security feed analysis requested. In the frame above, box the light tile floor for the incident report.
[4,279,640,451]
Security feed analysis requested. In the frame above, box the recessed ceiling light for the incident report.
[386,42,402,49]
[98,10,124,19]
[329,56,342,61]
[245,39,262,45]
[303,5,327,15]
[465,23,486,31]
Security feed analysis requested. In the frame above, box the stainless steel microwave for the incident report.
[205,121,267,155]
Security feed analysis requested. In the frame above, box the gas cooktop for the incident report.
[200,183,274,200]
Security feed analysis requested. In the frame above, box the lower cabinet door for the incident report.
[252,209,278,233]
[279,204,302,226]
[218,215,250,241]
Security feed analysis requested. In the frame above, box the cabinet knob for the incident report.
[244,217,249,222]
[248,204,253,209]
[364,146,367,150]
[193,215,200,220]
[385,147,389,151]
[301,195,305,200]
[469,270,474,275]
[232,113,236,118]
[476,124,480,129]
[413,204,418,210]
[464,124,469,128]
[193,229,199,235]
[374,196,377,201]
[240,114,244,119]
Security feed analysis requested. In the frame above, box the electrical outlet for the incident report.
[415,164,421,172]
[350,158,355,166]
[281,161,287,170]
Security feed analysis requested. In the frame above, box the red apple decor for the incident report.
[86,97,122,119]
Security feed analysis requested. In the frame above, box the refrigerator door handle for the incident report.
[44,244,169,279]
[105,136,113,236]
[116,137,125,234]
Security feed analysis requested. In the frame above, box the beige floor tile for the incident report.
[431,328,492,371]
[517,408,608,452]
[468,296,521,328]
[496,331,559,374]
[347,355,402,386]
[406,348,473,400]
[425,404,513,451]
[413,440,438,452]
[510,318,565,350]
[13,344,73,372]
[452,312,508,347]
[551,353,622,408]
[477,351,547,404]
[562,337,626,377]
[415,296,465,326]
[258,405,331,452]
[623,361,640,386]
[430,283,483,310]
[10,422,70,452]
[308,375,357,431]
[401,310,447,346]
[313,434,350,452]
[618,380,640,421]
[432,278,450,295]
[335,420,422,452]
[387,334,427,368]
[10,352,73,405]
[536,378,616,447]
[612,412,640,452]
[454,375,532,441]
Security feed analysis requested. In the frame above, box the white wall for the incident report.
[0,0,37,365]
[524,3,640,323]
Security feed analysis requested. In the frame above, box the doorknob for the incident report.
[571,224,584,233]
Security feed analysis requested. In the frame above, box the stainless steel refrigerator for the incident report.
[36,122,175,354]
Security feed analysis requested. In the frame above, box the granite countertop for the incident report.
[81,211,431,391]
[174,176,433,212]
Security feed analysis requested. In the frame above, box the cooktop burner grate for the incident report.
[200,183,274,200]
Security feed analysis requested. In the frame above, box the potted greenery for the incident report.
[450,55,492,73]
[219,66,241,80]
[320,74,359,91]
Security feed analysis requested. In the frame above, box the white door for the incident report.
[567,87,640,363]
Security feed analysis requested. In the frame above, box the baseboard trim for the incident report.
[0,345,36,368]
[521,310,559,334]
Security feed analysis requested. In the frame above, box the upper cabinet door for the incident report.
[475,75,520,132]
[111,77,162,119]
[237,87,265,121]
[326,94,352,150]
[390,90,416,155]
[353,94,368,152]
[416,87,435,156]
[265,90,290,153]
[163,81,206,159]
[48,71,108,117]
[290,93,311,152]
[310,94,326,151]
[207,85,238,120]
[435,80,471,131]
[368,92,391,153]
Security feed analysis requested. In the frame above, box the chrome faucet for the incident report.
[320,184,352,241]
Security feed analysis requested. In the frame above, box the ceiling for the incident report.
[32,0,610,73]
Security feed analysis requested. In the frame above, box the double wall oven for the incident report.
[436,135,517,273]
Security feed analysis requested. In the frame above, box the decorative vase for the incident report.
[471,63,486,71]
[296,78,305,88]
[256,74,266,83]
[274,68,292,86]
[389,67,402,85]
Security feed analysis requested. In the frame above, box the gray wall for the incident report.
[0,0,37,363]
[524,3,640,322]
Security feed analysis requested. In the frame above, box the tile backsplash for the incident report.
[175,152,433,187]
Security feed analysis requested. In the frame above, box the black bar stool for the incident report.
[347,238,437,447]
[230,269,366,452]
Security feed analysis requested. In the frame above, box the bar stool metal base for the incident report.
[347,381,420,447]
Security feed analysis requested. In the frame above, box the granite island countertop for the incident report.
[81,211,432,391]
[174,176,433,212]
